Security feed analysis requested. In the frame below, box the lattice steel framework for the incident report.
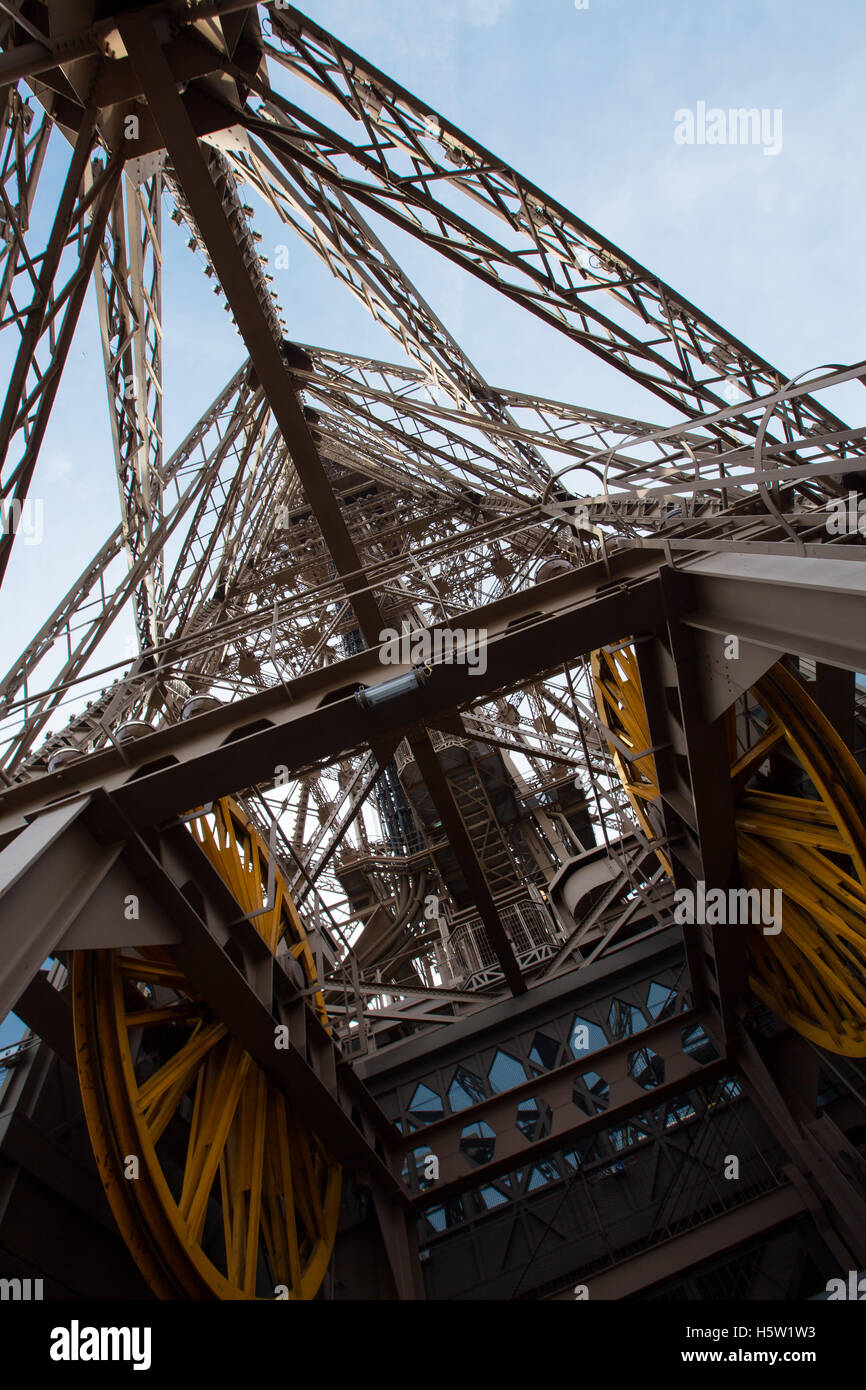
[0,0,864,1302]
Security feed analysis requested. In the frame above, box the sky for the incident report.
[0,0,865,1048]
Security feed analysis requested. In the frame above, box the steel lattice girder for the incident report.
[0,1,851,464]
[0,0,861,591]
[3,546,866,836]
[0,363,263,772]
[255,8,847,443]
[119,11,384,645]
[0,0,863,1300]
[0,549,666,834]
[0,114,123,585]
[94,168,165,653]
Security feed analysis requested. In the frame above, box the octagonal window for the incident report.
[646,980,678,1021]
[517,1095,552,1142]
[460,1120,496,1165]
[448,1065,486,1112]
[529,1031,559,1071]
[609,998,645,1039]
[407,1081,444,1125]
[629,1046,664,1089]
[488,1048,526,1093]
[569,1014,607,1058]
[401,1143,437,1190]
[573,1070,609,1115]
[682,1023,716,1060]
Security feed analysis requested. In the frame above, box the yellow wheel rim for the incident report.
[72,797,341,1299]
[593,649,866,1057]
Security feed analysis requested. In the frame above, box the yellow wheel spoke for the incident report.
[269,1093,303,1295]
[729,722,784,791]
[117,955,189,986]
[137,1018,228,1116]
[125,1002,206,1029]
[182,1041,251,1243]
[242,1068,268,1296]
[72,796,341,1300]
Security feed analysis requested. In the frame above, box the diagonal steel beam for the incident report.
[407,730,525,995]
[118,13,527,996]
[120,10,383,645]
[0,798,124,1026]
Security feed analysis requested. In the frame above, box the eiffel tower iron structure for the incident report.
[0,2,865,1303]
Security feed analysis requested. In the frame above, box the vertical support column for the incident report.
[369,1187,426,1300]
[634,573,743,1048]
[813,662,856,751]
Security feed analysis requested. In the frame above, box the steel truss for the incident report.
[0,0,864,1301]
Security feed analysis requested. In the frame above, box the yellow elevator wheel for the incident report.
[592,649,866,1057]
[71,797,341,1299]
